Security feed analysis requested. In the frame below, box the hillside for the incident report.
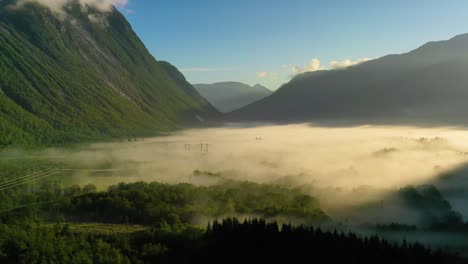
[158,61,219,118]
[0,0,219,146]
[194,82,272,113]
[229,34,468,124]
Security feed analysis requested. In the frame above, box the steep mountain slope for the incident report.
[229,34,468,124]
[0,0,219,146]
[194,82,272,113]
[158,61,219,116]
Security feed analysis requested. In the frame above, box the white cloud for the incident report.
[291,58,323,75]
[15,0,129,14]
[291,57,370,75]
[329,58,370,69]
[80,0,128,11]
[256,71,269,78]
[87,13,108,24]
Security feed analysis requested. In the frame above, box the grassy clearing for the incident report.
[46,222,149,235]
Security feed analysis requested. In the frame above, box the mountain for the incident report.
[229,34,468,125]
[158,61,219,117]
[0,0,219,146]
[193,82,272,113]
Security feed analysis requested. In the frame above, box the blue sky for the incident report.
[120,0,468,90]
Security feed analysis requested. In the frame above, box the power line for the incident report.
[0,169,61,190]
[0,168,56,188]
[0,170,63,191]
[0,166,136,192]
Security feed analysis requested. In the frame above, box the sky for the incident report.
[118,0,468,90]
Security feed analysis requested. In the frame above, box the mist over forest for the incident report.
[5,124,468,239]
[2,0,468,263]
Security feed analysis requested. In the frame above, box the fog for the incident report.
[4,123,468,226]
[5,122,468,252]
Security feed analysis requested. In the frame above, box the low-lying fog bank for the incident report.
[3,123,468,224]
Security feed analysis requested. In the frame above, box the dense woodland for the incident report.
[0,181,329,225]
[1,0,467,263]
[0,179,465,263]
[0,218,465,264]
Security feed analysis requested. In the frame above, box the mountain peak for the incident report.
[194,82,273,113]
[449,33,468,41]
[229,32,468,124]
[8,0,119,15]
[253,84,273,92]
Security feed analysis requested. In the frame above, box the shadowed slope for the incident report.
[230,34,468,125]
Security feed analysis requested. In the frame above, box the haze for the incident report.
[7,124,468,217]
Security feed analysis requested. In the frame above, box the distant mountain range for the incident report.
[0,1,219,146]
[194,82,272,113]
[229,34,468,125]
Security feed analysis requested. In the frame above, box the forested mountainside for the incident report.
[0,0,219,146]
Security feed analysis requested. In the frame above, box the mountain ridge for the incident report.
[194,82,272,113]
[229,33,468,124]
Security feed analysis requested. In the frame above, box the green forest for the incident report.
[0,178,464,263]
[2,0,468,263]
[0,1,219,147]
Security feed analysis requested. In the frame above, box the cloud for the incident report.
[87,13,107,24]
[291,58,323,75]
[291,58,370,75]
[256,71,269,78]
[329,58,371,69]
[15,0,129,14]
